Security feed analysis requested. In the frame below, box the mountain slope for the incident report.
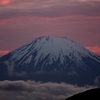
[0,36,100,86]
[65,88,100,100]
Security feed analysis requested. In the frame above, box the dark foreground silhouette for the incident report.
[65,88,100,100]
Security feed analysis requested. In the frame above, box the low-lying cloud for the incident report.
[0,80,96,100]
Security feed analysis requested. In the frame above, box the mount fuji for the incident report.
[0,36,100,86]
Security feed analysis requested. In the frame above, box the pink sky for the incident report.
[0,0,100,57]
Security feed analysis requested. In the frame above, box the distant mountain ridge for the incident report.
[0,36,100,86]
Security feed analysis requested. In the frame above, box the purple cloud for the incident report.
[0,0,100,57]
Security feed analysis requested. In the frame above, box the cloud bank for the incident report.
[0,80,96,100]
[0,0,100,57]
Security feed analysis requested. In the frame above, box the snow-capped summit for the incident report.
[9,36,98,67]
[0,36,100,86]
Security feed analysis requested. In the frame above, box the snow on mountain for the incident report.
[0,36,100,86]
[8,36,97,67]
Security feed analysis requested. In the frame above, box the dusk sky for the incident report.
[0,0,100,57]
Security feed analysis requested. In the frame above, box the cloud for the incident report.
[0,80,96,100]
[0,50,9,57]
[4,60,15,76]
[0,0,11,5]
[0,0,100,57]
[0,0,100,21]
[15,71,28,77]
[86,46,100,55]
[94,76,100,86]
[67,70,78,76]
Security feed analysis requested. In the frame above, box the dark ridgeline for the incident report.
[0,36,100,86]
[65,88,100,100]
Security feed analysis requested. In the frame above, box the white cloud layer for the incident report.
[0,80,96,100]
